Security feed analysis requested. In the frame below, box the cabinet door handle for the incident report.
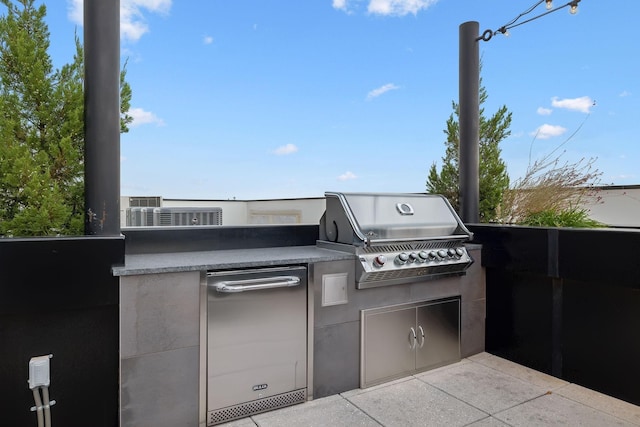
[409,327,417,349]
[417,325,425,348]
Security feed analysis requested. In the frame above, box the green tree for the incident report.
[426,82,511,222]
[0,0,132,236]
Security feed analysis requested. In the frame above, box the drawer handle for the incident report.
[212,276,300,293]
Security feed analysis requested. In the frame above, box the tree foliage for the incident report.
[0,0,132,236]
[426,81,511,223]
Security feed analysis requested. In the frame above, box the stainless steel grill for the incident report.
[318,192,473,288]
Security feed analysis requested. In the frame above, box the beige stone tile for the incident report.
[418,361,548,414]
[555,383,640,426]
[252,395,378,427]
[472,354,568,391]
[495,393,637,427]
[346,378,487,427]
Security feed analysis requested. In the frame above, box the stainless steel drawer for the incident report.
[206,266,307,425]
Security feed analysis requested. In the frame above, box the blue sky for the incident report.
[43,0,639,199]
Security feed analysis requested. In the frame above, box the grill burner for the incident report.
[318,192,474,288]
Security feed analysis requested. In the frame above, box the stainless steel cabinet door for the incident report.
[416,299,460,371]
[361,298,461,388]
[361,306,416,387]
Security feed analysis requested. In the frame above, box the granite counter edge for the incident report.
[112,246,355,277]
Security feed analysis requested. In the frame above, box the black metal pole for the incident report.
[84,0,121,236]
[459,21,480,224]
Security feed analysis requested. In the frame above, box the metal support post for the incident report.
[459,21,480,224]
[84,0,121,235]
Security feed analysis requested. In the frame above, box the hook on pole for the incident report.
[476,29,493,42]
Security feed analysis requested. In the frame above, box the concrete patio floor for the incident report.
[218,352,640,427]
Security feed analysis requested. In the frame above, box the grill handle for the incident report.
[212,276,301,293]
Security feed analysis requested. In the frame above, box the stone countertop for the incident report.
[112,245,355,276]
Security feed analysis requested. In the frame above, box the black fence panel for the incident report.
[563,279,640,404]
[471,224,640,406]
[485,269,554,375]
[0,237,123,427]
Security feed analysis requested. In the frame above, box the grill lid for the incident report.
[320,192,472,245]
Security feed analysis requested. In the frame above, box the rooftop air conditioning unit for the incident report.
[128,196,162,208]
[153,207,223,226]
[126,207,155,226]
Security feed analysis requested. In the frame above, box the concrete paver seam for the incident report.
[542,382,640,426]
[340,396,386,427]
[414,369,555,418]
[411,375,495,418]
[460,415,515,427]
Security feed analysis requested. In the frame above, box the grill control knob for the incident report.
[448,248,456,257]
[409,252,419,262]
[437,250,447,259]
[395,252,409,265]
[428,251,437,260]
[418,251,429,261]
[456,248,464,257]
[373,255,386,268]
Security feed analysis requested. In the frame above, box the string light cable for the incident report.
[477,0,581,42]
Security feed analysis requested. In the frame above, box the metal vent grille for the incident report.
[155,209,223,226]
[126,207,223,226]
[126,207,155,226]
[362,240,461,253]
[361,263,468,283]
[128,196,161,207]
[208,389,306,425]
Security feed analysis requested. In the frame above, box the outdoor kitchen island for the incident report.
[113,228,485,427]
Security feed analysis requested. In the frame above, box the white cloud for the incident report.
[274,144,298,155]
[128,107,165,127]
[551,96,594,113]
[332,0,348,11]
[368,0,438,16]
[338,171,357,181]
[67,0,83,23]
[67,0,172,43]
[531,124,566,140]
[619,90,631,97]
[367,83,399,100]
[203,36,214,45]
[333,0,437,15]
[537,107,552,116]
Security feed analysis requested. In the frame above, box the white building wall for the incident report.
[121,186,640,229]
[122,197,326,227]
[246,199,326,225]
[582,186,640,228]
